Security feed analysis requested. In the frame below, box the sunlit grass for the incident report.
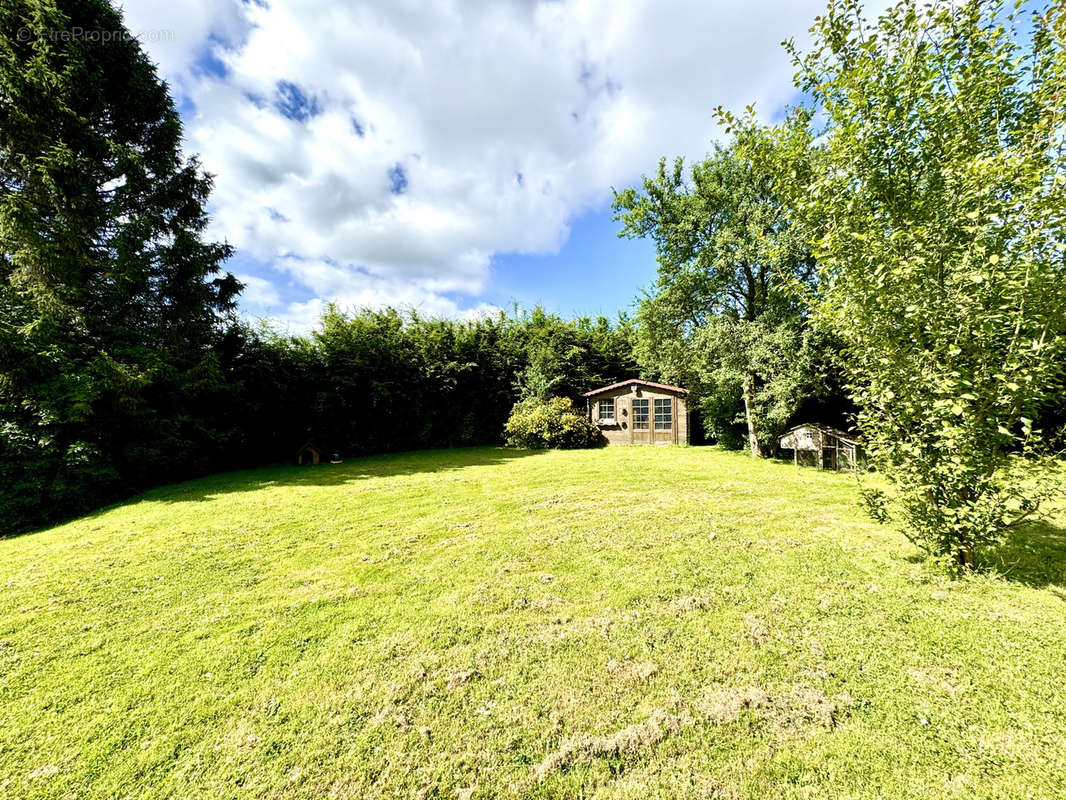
[2,446,1064,798]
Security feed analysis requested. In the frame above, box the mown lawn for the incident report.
[2,446,1065,799]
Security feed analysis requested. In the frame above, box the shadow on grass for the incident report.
[982,519,1066,591]
[138,445,546,505]
[2,447,548,540]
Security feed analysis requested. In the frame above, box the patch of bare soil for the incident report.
[532,708,687,781]
[766,685,842,732]
[907,666,962,696]
[698,686,771,723]
[446,669,478,689]
[701,683,846,732]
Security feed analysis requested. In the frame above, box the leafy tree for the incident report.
[614,139,820,455]
[767,0,1066,567]
[0,0,238,532]
[689,317,833,454]
[514,345,565,401]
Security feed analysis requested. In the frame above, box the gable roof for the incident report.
[780,423,859,446]
[582,378,689,397]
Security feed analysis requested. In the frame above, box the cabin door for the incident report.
[651,396,676,444]
[630,395,651,444]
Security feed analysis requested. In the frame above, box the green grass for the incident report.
[2,446,1065,799]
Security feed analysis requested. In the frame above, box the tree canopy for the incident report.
[613,138,828,455]
[760,0,1066,566]
[0,0,239,530]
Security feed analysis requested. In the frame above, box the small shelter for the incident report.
[296,443,320,465]
[778,424,860,471]
[582,379,690,445]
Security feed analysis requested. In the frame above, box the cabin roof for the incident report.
[582,378,689,398]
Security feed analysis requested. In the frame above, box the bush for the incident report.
[503,397,602,449]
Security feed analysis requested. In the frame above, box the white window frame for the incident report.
[598,398,615,422]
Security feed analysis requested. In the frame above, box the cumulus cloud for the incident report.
[234,273,281,308]
[121,0,855,328]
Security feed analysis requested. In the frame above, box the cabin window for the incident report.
[632,398,649,430]
[598,398,615,421]
[654,398,672,430]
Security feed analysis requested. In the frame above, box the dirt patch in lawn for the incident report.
[698,684,845,732]
[446,669,478,689]
[766,685,843,732]
[907,665,962,696]
[743,613,771,647]
[698,686,771,723]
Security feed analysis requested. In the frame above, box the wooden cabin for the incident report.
[778,424,860,470]
[583,379,690,445]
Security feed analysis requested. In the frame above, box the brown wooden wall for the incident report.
[589,385,688,445]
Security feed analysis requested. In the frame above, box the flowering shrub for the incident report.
[503,397,602,449]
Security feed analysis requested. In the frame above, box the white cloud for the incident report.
[118,0,249,92]
[120,0,856,325]
[234,273,281,307]
[265,258,502,334]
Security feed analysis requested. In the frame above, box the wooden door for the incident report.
[630,396,651,444]
[652,396,676,444]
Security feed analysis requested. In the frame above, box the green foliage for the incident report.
[0,0,637,536]
[761,0,1066,566]
[503,396,602,449]
[294,305,631,457]
[690,317,834,453]
[510,307,638,402]
[614,140,830,455]
[514,345,565,401]
[0,0,239,534]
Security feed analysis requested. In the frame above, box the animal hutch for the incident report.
[778,424,860,471]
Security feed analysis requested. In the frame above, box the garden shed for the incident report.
[778,424,860,470]
[583,379,689,445]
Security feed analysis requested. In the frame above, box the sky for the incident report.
[118,0,837,332]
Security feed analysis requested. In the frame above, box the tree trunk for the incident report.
[741,373,761,458]
[954,545,976,570]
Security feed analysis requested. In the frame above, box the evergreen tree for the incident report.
[0,0,238,532]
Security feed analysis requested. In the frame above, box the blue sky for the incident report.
[120,0,844,331]
[484,206,658,320]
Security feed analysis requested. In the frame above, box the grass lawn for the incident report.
[2,446,1065,799]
